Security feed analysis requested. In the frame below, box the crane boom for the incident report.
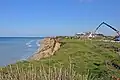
[94,22,120,36]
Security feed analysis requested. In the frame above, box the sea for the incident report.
[0,37,43,66]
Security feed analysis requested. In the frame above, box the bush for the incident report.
[0,61,112,80]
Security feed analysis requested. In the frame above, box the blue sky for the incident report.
[0,0,120,37]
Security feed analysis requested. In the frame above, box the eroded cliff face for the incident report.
[28,37,61,60]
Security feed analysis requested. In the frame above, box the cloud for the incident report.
[79,0,93,2]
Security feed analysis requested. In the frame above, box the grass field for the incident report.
[0,39,120,80]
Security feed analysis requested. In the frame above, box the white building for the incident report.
[75,32,104,38]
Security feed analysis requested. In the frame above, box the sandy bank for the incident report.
[28,37,62,60]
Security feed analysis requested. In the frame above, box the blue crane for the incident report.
[94,22,120,41]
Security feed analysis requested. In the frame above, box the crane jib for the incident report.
[95,22,120,36]
[103,22,118,32]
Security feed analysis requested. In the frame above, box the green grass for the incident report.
[0,61,112,80]
[0,39,120,80]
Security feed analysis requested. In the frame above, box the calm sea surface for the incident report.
[0,37,43,66]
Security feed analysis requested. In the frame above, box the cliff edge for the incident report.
[28,37,62,60]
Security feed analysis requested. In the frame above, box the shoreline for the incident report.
[0,37,43,67]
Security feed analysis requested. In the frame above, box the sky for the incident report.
[0,0,120,37]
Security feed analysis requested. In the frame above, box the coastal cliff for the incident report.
[29,37,62,60]
[1,38,120,79]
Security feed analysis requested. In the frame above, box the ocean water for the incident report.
[0,37,43,66]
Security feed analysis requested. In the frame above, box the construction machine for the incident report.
[94,22,120,41]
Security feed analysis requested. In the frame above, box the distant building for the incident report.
[75,33,84,37]
[75,32,104,38]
